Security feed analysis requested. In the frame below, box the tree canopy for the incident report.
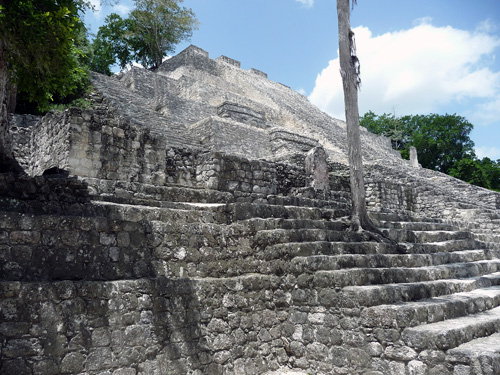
[361,112,475,174]
[91,0,198,74]
[448,157,500,191]
[89,13,133,75]
[0,0,94,172]
[0,0,199,171]
[360,111,500,191]
[0,0,89,111]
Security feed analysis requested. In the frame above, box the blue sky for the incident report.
[85,0,500,160]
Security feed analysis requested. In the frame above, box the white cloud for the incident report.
[413,17,433,26]
[467,97,500,127]
[476,146,500,160]
[114,3,131,16]
[477,19,497,33]
[296,0,314,9]
[309,22,500,124]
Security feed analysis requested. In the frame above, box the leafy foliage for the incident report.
[90,13,134,74]
[361,111,500,191]
[448,158,491,189]
[481,158,500,191]
[361,112,475,174]
[0,0,90,111]
[360,111,408,150]
[402,114,475,174]
[90,0,198,74]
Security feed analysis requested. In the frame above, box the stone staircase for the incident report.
[209,189,499,373]
[78,175,500,373]
[3,170,500,375]
[83,177,500,374]
[350,212,500,374]
[90,72,201,148]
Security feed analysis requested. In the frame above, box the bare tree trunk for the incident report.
[337,0,378,233]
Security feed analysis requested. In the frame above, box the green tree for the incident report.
[1,0,88,108]
[91,0,198,74]
[361,112,475,175]
[361,111,500,191]
[477,158,500,191]
[361,111,408,150]
[401,114,475,174]
[90,13,134,75]
[448,158,491,189]
[0,0,89,172]
[131,0,198,69]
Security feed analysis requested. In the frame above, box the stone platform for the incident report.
[2,45,500,375]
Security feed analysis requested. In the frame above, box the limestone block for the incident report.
[408,360,427,375]
[305,146,330,192]
[365,342,384,357]
[308,312,325,324]
[212,333,234,351]
[453,365,471,375]
[289,341,306,357]
[113,368,137,375]
[410,146,420,168]
[61,352,85,373]
[91,327,111,347]
[384,345,417,361]
[214,350,231,364]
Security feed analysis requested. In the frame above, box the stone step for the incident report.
[242,218,349,232]
[288,250,493,273]
[312,260,500,289]
[341,272,500,308]
[447,332,500,372]
[83,178,234,205]
[266,194,350,210]
[482,243,500,253]
[92,200,228,224]
[403,239,486,254]
[474,232,500,244]
[91,73,201,148]
[264,241,402,259]
[361,286,500,329]
[384,229,474,243]
[370,211,442,224]
[402,305,500,351]
[184,250,495,278]
[253,228,367,247]
[377,220,457,232]
[229,202,348,221]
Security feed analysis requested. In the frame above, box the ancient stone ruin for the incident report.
[2,45,500,375]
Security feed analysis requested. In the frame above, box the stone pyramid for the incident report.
[1,45,500,375]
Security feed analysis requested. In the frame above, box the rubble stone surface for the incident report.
[2,45,500,375]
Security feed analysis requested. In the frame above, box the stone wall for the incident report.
[365,179,417,213]
[365,164,500,221]
[190,117,273,160]
[0,276,290,375]
[8,114,40,171]
[25,110,71,176]
[21,104,500,223]
[2,160,500,375]
[0,174,293,375]
[20,107,313,206]
[26,107,167,184]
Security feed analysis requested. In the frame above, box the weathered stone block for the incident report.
[384,345,417,361]
[61,352,85,373]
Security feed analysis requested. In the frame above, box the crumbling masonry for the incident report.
[2,45,500,375]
